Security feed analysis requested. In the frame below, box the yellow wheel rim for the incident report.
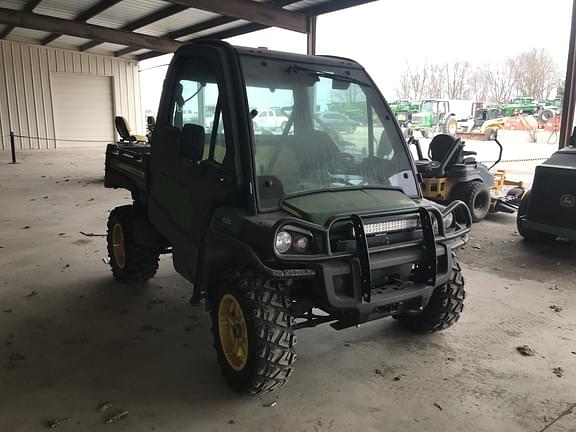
[218,293,249,372]
[112,223,126,269]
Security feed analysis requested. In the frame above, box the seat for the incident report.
[115,116,147,144]
[293,130,340,174]
[416,134,476,178]
[429,134,461,163]
[254,138,299,177]
[180,124,205,162]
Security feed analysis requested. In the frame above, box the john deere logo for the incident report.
[560,194,576,208]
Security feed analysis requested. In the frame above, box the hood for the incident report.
[281,189,416,225]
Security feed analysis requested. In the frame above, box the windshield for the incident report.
[420,101,435,112]
[240,54,419,210]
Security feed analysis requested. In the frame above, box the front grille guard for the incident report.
[271,202,472,289]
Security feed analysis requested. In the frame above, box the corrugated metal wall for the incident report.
[0,39,142,150]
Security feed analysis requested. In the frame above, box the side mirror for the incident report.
[570,127,576,148]
[147,116,156,129]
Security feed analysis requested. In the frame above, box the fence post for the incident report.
[10,131,16,164]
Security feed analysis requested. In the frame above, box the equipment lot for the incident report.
[1,148,575,431]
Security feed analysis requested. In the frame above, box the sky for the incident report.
[139,0,573,115]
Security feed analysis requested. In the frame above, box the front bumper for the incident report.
[267,202,471,328]
[519,216,576,240]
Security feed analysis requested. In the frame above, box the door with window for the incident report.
[148,49,235,277]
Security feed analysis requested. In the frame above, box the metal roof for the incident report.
[0,0,376,60]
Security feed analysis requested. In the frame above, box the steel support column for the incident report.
[559,0,576,148]
[307,15,316,55]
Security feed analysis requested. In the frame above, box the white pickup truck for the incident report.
[252,108,289,132]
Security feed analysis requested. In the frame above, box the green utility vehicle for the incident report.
[517,130,576,241]
[409,99,459,138]
[389,99,419,126]
[103,41,471,395]
[500,97,539,117]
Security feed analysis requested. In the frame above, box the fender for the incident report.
[193,228,287,302]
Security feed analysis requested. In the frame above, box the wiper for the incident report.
[286,64,371,87]
[280,185,403,202]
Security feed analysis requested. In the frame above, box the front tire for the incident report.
[106,205,160,282]
[395,257,465,333]
[210,277,296,395]
[451,181,492,222]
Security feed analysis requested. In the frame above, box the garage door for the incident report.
[51,73,114,148]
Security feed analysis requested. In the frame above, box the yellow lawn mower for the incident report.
[410,134,524,222]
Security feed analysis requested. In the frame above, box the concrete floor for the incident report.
[1,148,575,432]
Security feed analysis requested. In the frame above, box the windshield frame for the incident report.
[238,51,422,214]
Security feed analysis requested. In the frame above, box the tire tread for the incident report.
[106,205,159,283]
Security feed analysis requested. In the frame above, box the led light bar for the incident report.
[364,217,419,235]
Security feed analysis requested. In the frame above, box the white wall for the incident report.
[0,40,142,150]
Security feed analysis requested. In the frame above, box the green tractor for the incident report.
[389,99,419,126]
[409,99,459,139]
[500,97,539,117]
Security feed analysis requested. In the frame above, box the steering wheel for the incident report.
[327,174,355,186]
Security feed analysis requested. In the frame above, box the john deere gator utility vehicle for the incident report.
[103,41,471,395]
[517,130,576,241]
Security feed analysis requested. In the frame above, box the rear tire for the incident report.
[106,205,160,282]
[517,191,556,242]
[538,109,554,123]
[395,256,465,333]
[451,181,491,222]
[506,186,524,200]
[444,117,458,136]
[210,276,296,396]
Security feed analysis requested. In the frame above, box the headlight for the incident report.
[432,212,455,233]
[275,231,292,254]
[443,212,454,228]
[293,235,310,253]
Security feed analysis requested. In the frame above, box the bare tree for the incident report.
[556,79,565,99]
[425,64,445,98]
[484,59,518,102]
[396,70,412,99]
[396,61,429,100]
[467,66,490,100]
[345,84,364,103]
[444,60,471,99]
[514,48,559,100]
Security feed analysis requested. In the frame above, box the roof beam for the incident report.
[136,22,266,60]
[165,0,308,33]
[0,7,184,53]
[115,15,234,57]
[41,0,122,46]
[0,0,42,40]
[80,4,188,52]
[300,0,378,16]
[136,0,379,61]
[120,0,298,58]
